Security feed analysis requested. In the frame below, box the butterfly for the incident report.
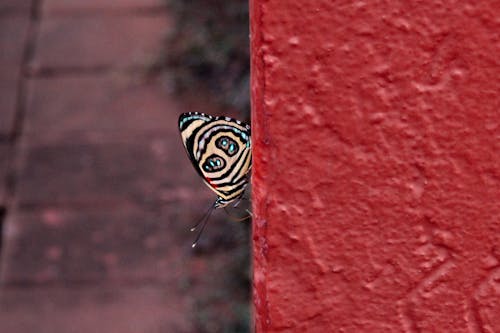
[178,112,252,247]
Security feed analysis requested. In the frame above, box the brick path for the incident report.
[0,1,249,332]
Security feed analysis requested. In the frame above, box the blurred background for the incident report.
[0,0,250,332]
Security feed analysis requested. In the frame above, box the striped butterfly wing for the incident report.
[178,112,251,207]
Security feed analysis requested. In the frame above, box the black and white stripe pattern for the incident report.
[179,112,251,208]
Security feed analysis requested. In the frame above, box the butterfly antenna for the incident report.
[190,203,215,232]
[191,207,213,248]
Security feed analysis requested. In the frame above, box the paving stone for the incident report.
[0,143,9,204]
[0,202,246,283]
[25,74,179,141]
[31,15,171,71]
[0,204,250,330]
[0,17,30,67]
[0,3,251,332]
[0,204,191,283]
[0,72,19,137]
[0,286,193,333]
[43,0,165,14]
[0,17,30,137]
[0,0,31,13]
[15,135,207,207]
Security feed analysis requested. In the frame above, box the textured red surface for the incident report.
[251,1,500,332]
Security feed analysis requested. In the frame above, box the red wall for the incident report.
[251,1,500,332]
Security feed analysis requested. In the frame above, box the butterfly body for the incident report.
[178,112,251,208]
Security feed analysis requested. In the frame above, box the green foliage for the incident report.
[190,219,251,333]
[166,0,250,114]
[166,3,251,331]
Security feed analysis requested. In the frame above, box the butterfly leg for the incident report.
[232,196,246,208]
[226,193,253,218]
[230,202,253,215]
[231,188,252,208]
[223,207,252,222]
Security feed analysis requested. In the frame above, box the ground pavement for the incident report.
[0,1,250,332]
